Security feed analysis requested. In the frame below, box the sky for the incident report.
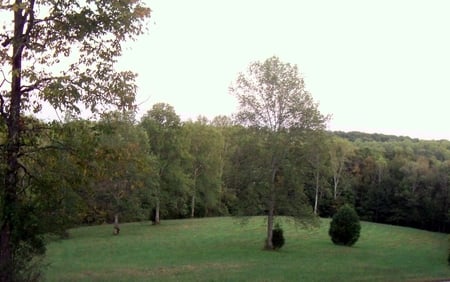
[117,0,450,140]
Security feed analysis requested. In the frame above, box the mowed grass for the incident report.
[44,217,450,281]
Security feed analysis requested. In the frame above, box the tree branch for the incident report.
[23,0,36,42]
[20,76,54,93]
[0,70,10,120]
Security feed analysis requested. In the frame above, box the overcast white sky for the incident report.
[118,0,450,140]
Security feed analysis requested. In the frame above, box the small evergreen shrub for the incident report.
[448,235,450,265]
[329,204,361,246]
[272,223,285,250]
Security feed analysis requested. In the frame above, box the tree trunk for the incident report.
[314,170,320,215]
[265,166,277,250]
[333,162,343,200]
[0,223,13,281]
[333,175,339,200]
[154,200,160,224]
[0,5,26,280]
[190,193,196,218]
[265,197,275,250]
[190,168,199,218]
[113,214,120,235]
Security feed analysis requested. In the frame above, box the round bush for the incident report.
[329,204,361,246]
[272,223,285,250]
[447,235,450,264]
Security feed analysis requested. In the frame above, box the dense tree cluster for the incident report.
[8,113,449,235]
[312,131,450,233]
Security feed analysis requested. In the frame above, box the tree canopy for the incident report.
[0,0,151,279]
[230,56,328,249]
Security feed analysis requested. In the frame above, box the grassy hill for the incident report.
[44,217,450,281]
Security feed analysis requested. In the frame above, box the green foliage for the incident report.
[86,112,156,224]
[448,235,450,265]
[184,119,224,217]
[329,204,361,246]
[1,0,151,279]
[271,223,285,250]
[139,103,190,221]
[229,56,327,249]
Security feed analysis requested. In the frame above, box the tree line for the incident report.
[9,107,449,237]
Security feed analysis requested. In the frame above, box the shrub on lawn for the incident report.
[448,235,450,265]
[329,204,361,246]
[272,223,285,250]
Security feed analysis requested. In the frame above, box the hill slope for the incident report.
[44,217,450,281]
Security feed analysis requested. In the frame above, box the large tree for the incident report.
[87,112,155,233]
[184,118,224,218]
[0,0,150,279]
[140,103,190,224]
[229,56,328,249]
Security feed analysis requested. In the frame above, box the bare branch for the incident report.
[1,36,11,47]
[0,70,9,119]
[0,69,9,88]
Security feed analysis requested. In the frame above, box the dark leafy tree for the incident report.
[87,112,156,233]
[140,103,190,223]
[329,204,361,246]
[0,0,151,279]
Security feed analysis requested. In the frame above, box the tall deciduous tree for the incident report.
[0,0,150,279]
[304,132,331,215]
[184,118,224,218]
[140,103,189,224]
[229,56,328,250]
[89,112,155,233]
[329,136,355,200]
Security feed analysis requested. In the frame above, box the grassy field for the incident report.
[43,217,450,281]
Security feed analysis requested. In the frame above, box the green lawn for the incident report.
[43,217,450,281]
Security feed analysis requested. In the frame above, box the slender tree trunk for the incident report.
[113,214,120,235]
[1,5,26,280]
[265,196,275,250]
[333,175,339,200]
[314,169,320,215]
[333,162,343,200]
[155,199,160,224]
[190,194,196,218]
[190,168,199,218]
[265,166,277,250]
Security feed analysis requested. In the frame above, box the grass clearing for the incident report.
[44,217,450,281]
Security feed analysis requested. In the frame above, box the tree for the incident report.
[229,56,328,249]
[0,1,150,279]
[304,132,331,215]
[184,118,224,218]
[23,119,93,235]
[140,103,190,223]
[210,116,242,215]
[329,204,361,246]
[88,112,155,234]
[329,136,355,200]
